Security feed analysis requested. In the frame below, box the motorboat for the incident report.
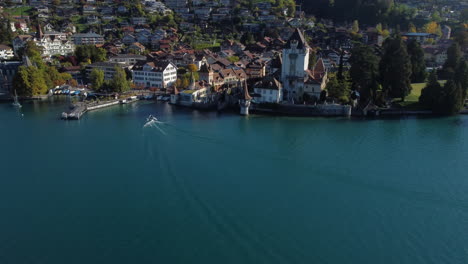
[12,90,22,108]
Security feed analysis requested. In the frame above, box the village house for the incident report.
[10,20,29,33]
[12,35,34,54]
[122,34,137,45]
[132,60,178,89]
[127,42,146,54]
[304,59,328,99]
[245,60,266,79]
[252,76,283,103]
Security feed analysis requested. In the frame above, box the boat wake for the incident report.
[143,115,167,135]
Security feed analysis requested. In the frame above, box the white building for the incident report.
[132,61,177,89]
[35,31,75,58]
[281,28,310,102]
[109,54,146,65]
[253,76,283,103]
[0,45,15,61]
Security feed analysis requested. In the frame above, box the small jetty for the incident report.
[61,97,139,120]
[62,102,87,120]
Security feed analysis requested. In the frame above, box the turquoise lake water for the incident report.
[1,99,468,263]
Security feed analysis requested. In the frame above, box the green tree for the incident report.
[349,44,380,103]
[437,80,464,114]
[90,68,105,91]
[187,64,198,73]
[352,20,359,33]
[326,74,350,102]
[227,56,240,63]
[0,19,15,45]
[379,35,412,101]
[111,67,130,93]
[13,66,48,96]
[454,59,468,95]
[442,43,462,79]
[407,40,427,83]
[419,71,441,110]
[75,45,107,64]
[308,49,317,69]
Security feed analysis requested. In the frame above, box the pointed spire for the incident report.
[36,23,43,39]
[243,80,252,101]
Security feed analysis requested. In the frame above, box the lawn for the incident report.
[393,81,446,110]
[5,6,33,16]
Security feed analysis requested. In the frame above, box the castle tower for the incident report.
[281,28,310,103]
[239,80,252,116]
[199,63,213,84]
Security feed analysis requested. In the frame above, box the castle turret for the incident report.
[170,86,179,104]
[239,80,252,116]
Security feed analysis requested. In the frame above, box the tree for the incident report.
[352,20,359,33]
[420,71,465,114]
[13,66,48,96]
[408,22,417,33]
[419,71,441,110]
[454,30,468,50]
[187,64,198,73]
[308,49,317,69]
[111,67,130,93]
[454,59,468,95]
[407,40,427,83]
[337,50,345,81]
[326,74,350,103]
[379,35,412,101]
[0,19,15,45]
[442,43,462,78]
[75,45,107,64]
[240,32,255,45]
[437,80,464,114]
[349,44,380,103]
[90,68,105,91]
[227,56,240,63]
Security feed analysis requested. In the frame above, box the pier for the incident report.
[61,98,139,120]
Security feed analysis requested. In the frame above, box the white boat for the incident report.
[146,115,158,123]
[12,90,22,108]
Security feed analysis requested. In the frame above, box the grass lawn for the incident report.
[193,42,221,50]
[5,6,33,16]
[393,81,447,110]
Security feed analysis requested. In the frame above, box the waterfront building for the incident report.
[252,76,283,103]
[132,60,177,89]
[281,28,310,103]
[0,60,23,96]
